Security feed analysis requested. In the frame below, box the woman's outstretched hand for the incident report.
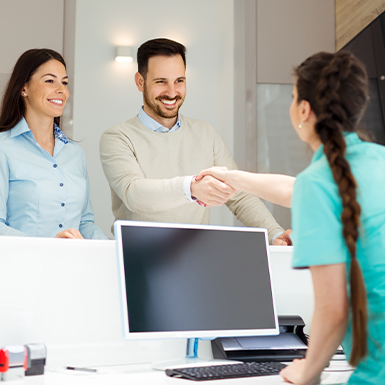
[196,167,295,209]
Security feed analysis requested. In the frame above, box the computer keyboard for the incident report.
[165,361,287,381]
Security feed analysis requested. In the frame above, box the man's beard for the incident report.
[143,83,184,119]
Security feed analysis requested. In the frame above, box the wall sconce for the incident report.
[115,46,134,62]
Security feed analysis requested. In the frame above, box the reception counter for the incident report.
[0,237,350,384]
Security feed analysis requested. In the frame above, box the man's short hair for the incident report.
[137,38,186,78]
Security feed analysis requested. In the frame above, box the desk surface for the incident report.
[11,363,351,385]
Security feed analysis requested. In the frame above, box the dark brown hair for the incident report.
[0,48,66,132]
[137,38,186,78]
[295,51,369,367]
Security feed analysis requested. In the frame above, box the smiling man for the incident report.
[99,38,291,244]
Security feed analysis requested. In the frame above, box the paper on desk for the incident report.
[324,360,354,372]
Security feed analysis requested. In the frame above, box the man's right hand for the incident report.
[191,175,237,207]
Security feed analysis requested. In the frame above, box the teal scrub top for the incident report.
[291,133,385,385]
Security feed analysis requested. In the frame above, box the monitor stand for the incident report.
[151,338,239,371]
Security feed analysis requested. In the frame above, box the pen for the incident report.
[66,366,97,373]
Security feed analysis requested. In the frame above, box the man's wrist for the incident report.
[272,231,284,241]
[184,175,197,202]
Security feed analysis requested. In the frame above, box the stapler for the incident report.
[25,343,46,376]
[0,345,27,381]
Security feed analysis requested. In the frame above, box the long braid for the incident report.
[317,52,367,367]
[296,51,369,367]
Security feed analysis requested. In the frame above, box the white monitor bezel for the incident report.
[114,220,279,340]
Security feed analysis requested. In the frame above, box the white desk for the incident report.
[0,238,350,384]
[7,363,352,384]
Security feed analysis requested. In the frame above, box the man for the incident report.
[100,38,291,244]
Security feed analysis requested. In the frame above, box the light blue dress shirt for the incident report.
[138,106,181,133]
[0,118,107,239]
[291,133,385,384]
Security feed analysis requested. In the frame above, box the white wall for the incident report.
[72,0,235,237]
[0,0,64,97]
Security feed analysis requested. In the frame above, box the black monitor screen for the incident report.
[116,222,278,338]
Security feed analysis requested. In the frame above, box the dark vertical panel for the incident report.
[343,16,385,145]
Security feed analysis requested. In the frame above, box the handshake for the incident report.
[191,166,294,246]
[191,167,236,208]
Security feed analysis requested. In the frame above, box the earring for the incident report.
[298,122,304,129]
[22,93,26,97]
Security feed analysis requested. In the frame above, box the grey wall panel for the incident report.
[256,0,335,84]
[0,0,64,73]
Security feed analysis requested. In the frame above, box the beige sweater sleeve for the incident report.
[100,124,188,213]
[211,129,284,242]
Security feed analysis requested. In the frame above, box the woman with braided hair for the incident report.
[197,51,385,384]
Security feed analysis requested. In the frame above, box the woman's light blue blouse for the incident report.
[291,133,385,384]
[0,118,107,239]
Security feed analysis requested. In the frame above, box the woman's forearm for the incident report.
[227,171,295,208]
[303,301,348,381]
[303,264,349,382]
[280,264,349,385]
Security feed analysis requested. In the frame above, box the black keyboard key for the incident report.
[165,361,287,380]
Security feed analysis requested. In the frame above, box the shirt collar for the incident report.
[138,107,181,133]
[10,117,30,138]
[54,125,69,144]
[312,132,361,163]
[10,117,69,144]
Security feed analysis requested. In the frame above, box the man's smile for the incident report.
[158,97,181,108]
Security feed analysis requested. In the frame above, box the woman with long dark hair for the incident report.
[0,48,106,239]
[198,51,385,384]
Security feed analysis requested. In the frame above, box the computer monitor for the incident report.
[114,221,279,367]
